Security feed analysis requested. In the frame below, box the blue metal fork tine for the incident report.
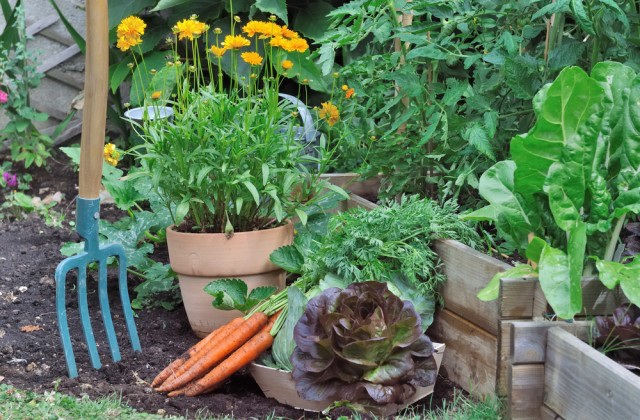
[77,264,101,369]
[98,256,121,362]
[55,259,78,378]
[110,245,141,352]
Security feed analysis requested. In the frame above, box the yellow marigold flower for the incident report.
[117,16,146,39]
[222,35,251,49]
[173,18,208,41]
[242,20,265,37]
[241,51,263,66]
[103,143,121,167]
[345,87,355,99]
[269,36,285,48]
[281,59,294,70]
[116,16,145,51]
[341,84,348,91]
[116,36,141,52]
[210,45,227,57]
[281,37,308,53]
[151,91,162,100]
[281,25,299,39]
[260,22,282,38]
[319,102,340,126]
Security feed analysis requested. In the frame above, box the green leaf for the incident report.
[599,0,630,31]
[247,286,277,307]
[243,181,261,206]
[570,0,595,36]
[204,278,248,312]
[464,123,495,160]
[323,182,349,199]
[270,245,304,274]
[547,39,586,72]
[151,0,188,11]
[405,44,447,61]
[526,237,547,263]
[261,163,270,186]
[532,0,570,20]
[462,161,532,251]
[109,0,157,28]
[538,235,584,320]
[293,0,334,41]
[129,52,168,106]
[272,286,308,371]
[511,67,605,209]
[294,208,308,226]
[175,201,189,224]
[476,264,538,301]
[255,0,288,25]
[595,257,640,306]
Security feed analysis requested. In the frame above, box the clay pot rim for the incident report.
[166,219,293,237]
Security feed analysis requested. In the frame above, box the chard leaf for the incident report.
[476,264,537,301]
[272,286,308,371]
[511,67,605,209]
[538,225,585,321]
[595,257,640,307]
[462,160,533,251]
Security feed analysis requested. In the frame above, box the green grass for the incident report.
[0,384,501,420]
[0,384,174,420]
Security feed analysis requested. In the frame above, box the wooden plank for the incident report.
[511,321,591,364]
[433,239,514,335]
[497,319,532,395]
[26,16,59,37]
[428,308,498,397]
[37,45,81,74]
[321,173,381,198]
[508,364,545,420]
[500,277,537,318]
[345,193,377,211]
[46,68,85,90]
[545,328,640,419]
[540,404,563,420]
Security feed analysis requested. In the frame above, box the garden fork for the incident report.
[54,0,141,378]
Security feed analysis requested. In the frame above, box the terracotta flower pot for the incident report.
[166,221,293,337]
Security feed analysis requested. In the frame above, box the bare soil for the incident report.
[0,151,461,419]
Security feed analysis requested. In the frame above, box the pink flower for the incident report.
[3,172,18,188]
[0,90,7,104]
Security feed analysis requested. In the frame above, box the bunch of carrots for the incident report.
[151,293,288,397]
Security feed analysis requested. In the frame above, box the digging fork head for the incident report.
[55,198,141,378]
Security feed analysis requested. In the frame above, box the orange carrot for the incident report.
[167,387,187,397]
[184,311,281,396]
[151,317,244,388]
[157,312,269,393]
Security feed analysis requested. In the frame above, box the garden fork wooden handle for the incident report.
[79,0,109,199]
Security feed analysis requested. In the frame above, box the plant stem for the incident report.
[604,215,626,262]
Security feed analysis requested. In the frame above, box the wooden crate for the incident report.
[509,326,640,419]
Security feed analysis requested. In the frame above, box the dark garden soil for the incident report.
[0,150,461,419]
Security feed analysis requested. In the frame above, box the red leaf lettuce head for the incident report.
[291,281,437,408]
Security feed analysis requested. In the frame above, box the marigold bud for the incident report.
[150,69,157,75]
[332,72,339,78]
[189,65,196,72]
[127,62,134,69]
[234,15,241,23]
[269,15,277,21]
[214,27,222,34]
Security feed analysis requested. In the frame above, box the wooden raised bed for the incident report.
[321,172,381,198]
[509,326,640,419]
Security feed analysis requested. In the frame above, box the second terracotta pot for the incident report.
[166,221,293,337]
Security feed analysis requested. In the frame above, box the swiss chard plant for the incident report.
[464,62,640,319]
